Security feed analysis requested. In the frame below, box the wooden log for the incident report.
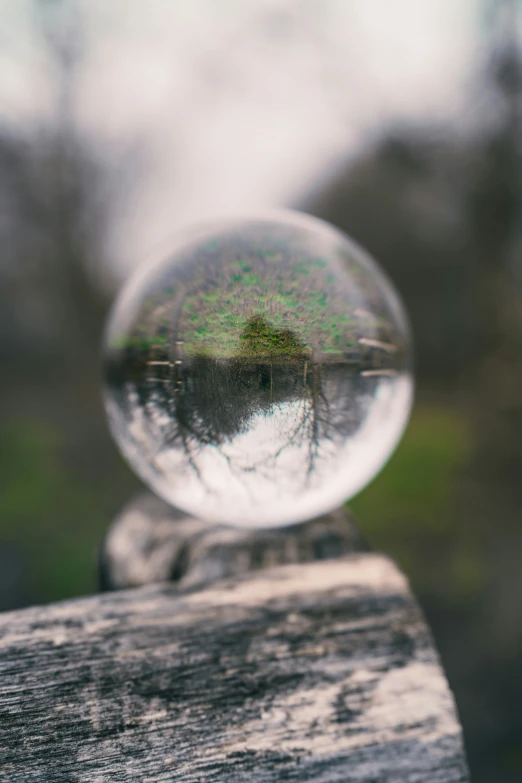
[0,552,469,782]
[99,493,369,591]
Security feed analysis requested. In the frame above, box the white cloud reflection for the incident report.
[0,0,479,279]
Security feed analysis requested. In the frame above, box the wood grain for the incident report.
[99,493,368,591]
[0,553,469,782]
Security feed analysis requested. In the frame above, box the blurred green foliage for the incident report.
[0,419,112,602]
[351,405,487,603]
[0,404,481,608]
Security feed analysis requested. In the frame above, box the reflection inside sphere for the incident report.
[103,211,413,527]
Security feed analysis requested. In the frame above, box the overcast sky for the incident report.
[0,0,484,279]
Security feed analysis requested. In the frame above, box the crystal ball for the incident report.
[103,210,413,528]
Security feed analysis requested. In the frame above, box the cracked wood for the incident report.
[0,552,469,782]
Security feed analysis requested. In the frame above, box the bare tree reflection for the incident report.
[104,312,378,488]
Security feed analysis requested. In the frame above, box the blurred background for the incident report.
[0,0,521,779]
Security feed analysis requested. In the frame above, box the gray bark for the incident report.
[99,493,368,591]
[0,545,469,781]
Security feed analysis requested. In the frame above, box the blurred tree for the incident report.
[0,1,140,605]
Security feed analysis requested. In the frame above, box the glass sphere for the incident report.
[103,210,413,528]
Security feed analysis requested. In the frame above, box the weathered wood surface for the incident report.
[0,551,469,782]
[100,493,368,591]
